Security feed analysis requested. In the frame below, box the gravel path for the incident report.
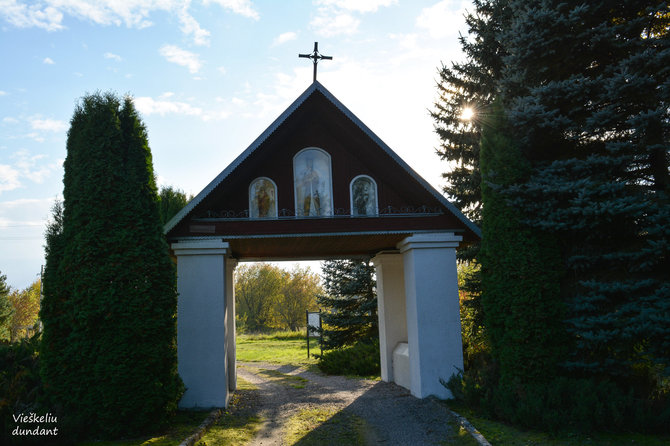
[237,362,476,446]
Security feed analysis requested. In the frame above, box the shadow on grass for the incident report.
[258,368,309,389]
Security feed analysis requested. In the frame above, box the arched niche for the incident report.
[293,147,333,217]
[249,177,278,218]
[350,175,378,216]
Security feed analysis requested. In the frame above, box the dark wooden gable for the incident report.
[165,82,480,259]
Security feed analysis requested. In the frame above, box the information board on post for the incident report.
[306,310,323,358]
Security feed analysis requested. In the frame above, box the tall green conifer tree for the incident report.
[500,0,670,383]
[432,0,509,224]
[479,102,567,410]
[158,185,191,226]
[463,0,670,430]
[40,93,182,440]
[317,259,377,350]
[443,0,669,430]
[431,1,510,368]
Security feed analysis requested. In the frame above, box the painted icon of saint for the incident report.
[352,177,376,216]
[250,178,277,218]
[293,148,332,217]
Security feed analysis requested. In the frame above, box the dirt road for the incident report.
[236,362,479,446]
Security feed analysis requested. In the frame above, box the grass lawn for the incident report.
[446,401,670,446]
[236,330,320,367]
[283,407,368,446]
[194,377,262,446]
[77,410,210,446]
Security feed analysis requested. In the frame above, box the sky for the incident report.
[0,0,470,290]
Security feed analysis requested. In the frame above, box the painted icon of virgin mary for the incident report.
[293,148,332,217]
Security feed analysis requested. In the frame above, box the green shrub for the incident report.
[0,335,43,445]
[317,340,380,377]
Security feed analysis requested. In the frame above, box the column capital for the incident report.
[372,250,402,267]
[397,232,462,253]
[171,239,230,256]
[226,257,239,270]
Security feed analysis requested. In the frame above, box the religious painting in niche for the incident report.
[249,177,278,218]
[293,148,333,217]
[351,175,378,216]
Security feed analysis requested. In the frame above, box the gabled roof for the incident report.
[164,81,481,239]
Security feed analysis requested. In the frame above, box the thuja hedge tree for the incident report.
[479,102,567,386]
[431,0,510,366]
[40,93,182,440]
[472,103,570,428]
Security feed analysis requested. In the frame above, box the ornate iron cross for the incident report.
[299,42,332,82]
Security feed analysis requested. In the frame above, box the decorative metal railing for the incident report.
[193,205,443,221]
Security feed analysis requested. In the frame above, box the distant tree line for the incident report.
[0,273,41,343]
[158,185,192,226]
[435,0,669,432]
[235,263,322,332]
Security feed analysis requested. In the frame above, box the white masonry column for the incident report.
[172,239,230,408]
[397,232,464,399]
[372,252,407,384]
[225,258,238,392]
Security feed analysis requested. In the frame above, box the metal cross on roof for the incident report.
[299,42,332,83]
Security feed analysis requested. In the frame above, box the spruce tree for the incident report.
[500,0,670,384]
[40,93,182,439]
[440,0,669,431]
[431,0,509,224]
[466,0,670,430]
[317,259,377,350]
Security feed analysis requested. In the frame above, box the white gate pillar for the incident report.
[372,252,407,384]
[397,232,463,399]
[172,239,230,408]
[225,258,238,392]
